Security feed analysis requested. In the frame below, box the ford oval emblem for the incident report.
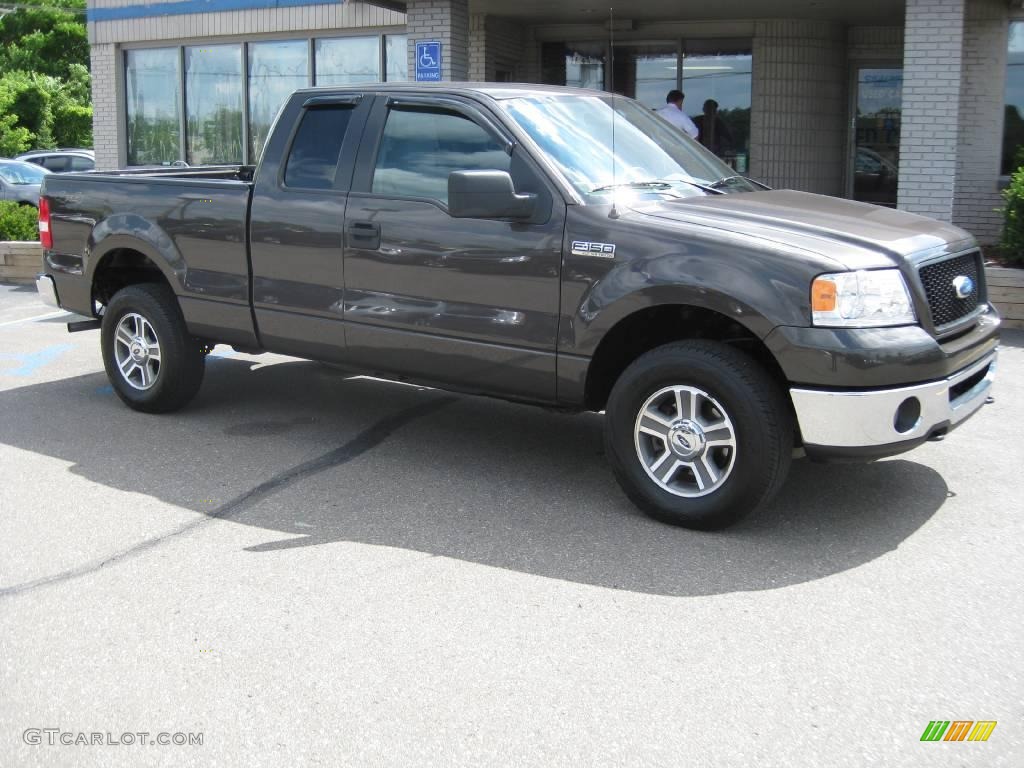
[952,275,975,299]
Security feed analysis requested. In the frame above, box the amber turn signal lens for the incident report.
[811,277,837,312]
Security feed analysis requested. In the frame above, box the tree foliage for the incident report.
[0,0,92,152]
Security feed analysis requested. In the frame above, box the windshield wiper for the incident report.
[708,174,765,191]
[592,179,724,195]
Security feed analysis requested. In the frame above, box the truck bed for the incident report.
[42,166,256,345]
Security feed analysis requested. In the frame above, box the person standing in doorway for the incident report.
[656,90,699,139]
[694,99,734,157]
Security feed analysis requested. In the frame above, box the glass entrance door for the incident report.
[851,67,902,207]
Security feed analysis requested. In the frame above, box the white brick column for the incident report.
[406,0,470,82]
[749,20,847,195]
[952,0,1008,243]
[89,42,122,171]
[469,14,527,82]
[898,0,966,220]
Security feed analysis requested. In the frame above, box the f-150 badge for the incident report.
[571,241,616,258]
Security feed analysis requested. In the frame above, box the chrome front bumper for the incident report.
[35,274,59,308]
[790,350,997,455]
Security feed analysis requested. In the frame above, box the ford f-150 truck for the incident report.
[35,83,999,529]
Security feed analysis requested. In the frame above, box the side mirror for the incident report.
[448,170,537,219]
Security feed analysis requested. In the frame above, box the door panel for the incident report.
[248,95,371,359]
[343,98,565,401]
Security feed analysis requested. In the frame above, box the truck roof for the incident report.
[291,82,611,101]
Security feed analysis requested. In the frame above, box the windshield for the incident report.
[500,94,757,202]
[0,162,48,185]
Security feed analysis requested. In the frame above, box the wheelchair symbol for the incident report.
[420,49,438,68]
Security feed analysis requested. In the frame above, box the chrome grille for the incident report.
[918,251,982,328]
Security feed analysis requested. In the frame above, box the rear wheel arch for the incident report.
[90,244,177,312]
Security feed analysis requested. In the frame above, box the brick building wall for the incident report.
[953,0,1008,244]
[406,0,469,81]
[749,20,847,195]
[898,0,965,220]
[847,26,903,62]
[89,43,120,171]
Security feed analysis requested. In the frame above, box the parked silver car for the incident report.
[0,159,50,207]
[16,148,95,173]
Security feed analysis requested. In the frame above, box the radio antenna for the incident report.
[609,7,619,219]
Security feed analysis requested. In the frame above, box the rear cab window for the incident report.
[283,105,354,190]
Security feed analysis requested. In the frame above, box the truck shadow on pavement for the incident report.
[0,357,951,597]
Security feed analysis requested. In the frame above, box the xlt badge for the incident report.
[571,241,616,258]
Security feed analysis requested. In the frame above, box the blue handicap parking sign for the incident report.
[415,41,442,82]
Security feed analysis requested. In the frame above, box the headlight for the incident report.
[811,269,916,327]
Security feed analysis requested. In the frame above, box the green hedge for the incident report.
[0,200,40,241]
[1001,165,1024,266]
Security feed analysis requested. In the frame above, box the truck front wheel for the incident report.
[604,340,793,530]
[100,284,205,413]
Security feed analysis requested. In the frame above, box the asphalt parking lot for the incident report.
[0,281,1021,767]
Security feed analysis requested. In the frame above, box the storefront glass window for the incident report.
[125,48,182,166]
[1004,21,1024,174]
[185,44,244,165]
[682,46,752,172]
[565,43,606,91]
[248,40,309,162]
[315,37,381,85]
[385,35,408,81]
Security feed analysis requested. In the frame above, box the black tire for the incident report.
[101,283,205,413]
[604,340,792,530]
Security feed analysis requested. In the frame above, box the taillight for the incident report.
[38,196,53,249]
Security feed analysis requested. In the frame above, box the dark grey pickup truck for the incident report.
[35,83,999,529]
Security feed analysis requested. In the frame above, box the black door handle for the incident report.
[346,220,381,250]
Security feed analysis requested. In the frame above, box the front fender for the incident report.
[565,255,805,357]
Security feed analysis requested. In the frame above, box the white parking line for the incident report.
[0,310,69,328]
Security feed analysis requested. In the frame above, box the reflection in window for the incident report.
[126,48,181,166]
[315,37,380,85]
[683,46,752,172]
[385,35,408,81]
[284,106,353,189]
[565,43,605,91]
[502,95,747,202]
[1004,22,1024,174]
[372,108,509,204]
[249,40,309,162]
[630,49,679,109]
[185,44,243,165]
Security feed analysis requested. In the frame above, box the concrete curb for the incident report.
[986,266,1024,330]
[0,241,42,285]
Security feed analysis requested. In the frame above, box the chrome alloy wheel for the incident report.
[633,385,738,498]
[113,312,162,390]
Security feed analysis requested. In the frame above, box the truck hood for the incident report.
[629,189,975,270]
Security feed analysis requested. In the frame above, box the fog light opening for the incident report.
[894,397,922,434]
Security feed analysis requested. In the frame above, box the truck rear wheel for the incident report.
[101,284,205,413]
[604,340,792,530]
